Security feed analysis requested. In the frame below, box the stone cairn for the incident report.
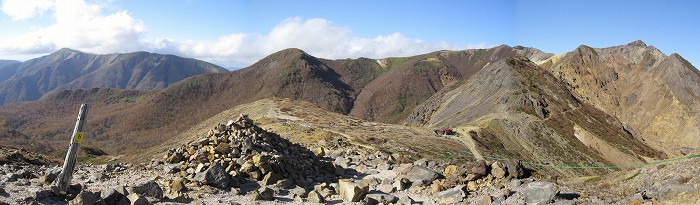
[164,114,336,190]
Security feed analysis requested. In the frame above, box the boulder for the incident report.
[506,159,524,179]
[314,147,325,157]
[261,172,282,186]
[132,180,163,199]
[396,196,415,205]
[253,187,275,201]
[289,187,308,198]
[467,160,488,177]
[404,165,439,187]
[126,193,150,205]
[376,163,392,171]
[480,195,493,205]
[40,168,61,185]
[69,190,99,205]
[307,190,325,203]
[377,184,396,193]
[194,163,230,189]
[393,178,410,191]
[338,179,369,202]
[366,193,399,204]
[435,185,466,204]
[523,182,558,204]
[491,161,506,179]
[102,187,127,205]
[214,143,231,155]
[467,181,478,191]
[33,189,53,201]
[68,184,84,196]
[169,177,187,194]
[167,151,184,163]
[443,164,458,176]
[657,184,698,200]
[680,147,699,155]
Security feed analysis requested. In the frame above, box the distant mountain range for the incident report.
[0,41,698,176]
[0,48,227,104]
[0,60,19,68]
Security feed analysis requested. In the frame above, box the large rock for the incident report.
[491,161,506,179]
[253,187,275,201]
[338,179,369,202]
[214,143,231,155]
[307,190,325,203]
[680,147,699,155]
[314,147,325,157]
[33,189,53,201]
[169,177,187,194]
[366,193,399,204]
[69,190,99,205]
[261,172,282,185]
[132,180,163,199]
[657,184,698,200]
[166,151,184,163]
[467,160,488,177]
[194,163,230,189]
[404,165,439,187]
[126,193,150,205]
[443,164,459,176]
[506,159,524,179]
[397,196,415,205]
[40,168,61,185]
[394,178,410,191]
[102,187,128,205]
[523,182,558,204]
[435,185,466,204]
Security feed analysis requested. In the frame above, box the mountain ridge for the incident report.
[0,48,228,105]
[538,41,700,156]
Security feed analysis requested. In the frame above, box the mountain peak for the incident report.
[55,48,80,54]
[669,52,682,59]
[626,40,647,47]
[279,48,307,55]
[667,53,695,68]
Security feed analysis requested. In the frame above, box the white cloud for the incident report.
[1,0,54,20]
[0,0,145,55]
[155,17,485,67]
[0,1,486,67]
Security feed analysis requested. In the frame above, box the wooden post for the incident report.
[53,104,88,195]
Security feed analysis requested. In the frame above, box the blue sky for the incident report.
[0,0,697,68]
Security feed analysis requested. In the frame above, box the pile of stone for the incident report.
[163,114,337,191]
[350,158,532,204]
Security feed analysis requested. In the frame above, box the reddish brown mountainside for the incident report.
[539,41,700,156]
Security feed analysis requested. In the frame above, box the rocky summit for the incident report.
[163,114,337,190]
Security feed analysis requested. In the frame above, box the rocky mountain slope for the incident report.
[0,60,20,83]
[405,57,665,177]
[538,40,700,156]
[0,48,227,105]
[350,45,552,122]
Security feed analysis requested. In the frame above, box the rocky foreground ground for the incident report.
[1,115,699,204]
